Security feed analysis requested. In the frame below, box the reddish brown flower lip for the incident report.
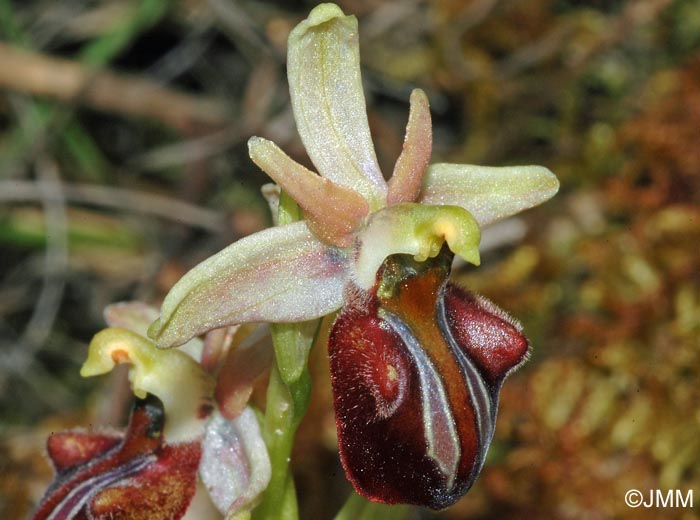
[329,248,529,509]
[33,395,201,520]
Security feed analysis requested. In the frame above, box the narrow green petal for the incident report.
[353,203,481,289]
[148,222,348,349]
[81,327,214,443]
[287,3,386,208]
[420,163,560,227]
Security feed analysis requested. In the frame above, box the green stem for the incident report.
[252,190,314,520]
[252,342,312,520]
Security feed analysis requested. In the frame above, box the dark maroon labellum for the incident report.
[329,248,529,509]
[33,395,201,520]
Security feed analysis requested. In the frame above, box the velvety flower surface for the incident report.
[329,247,529,508]
[33,395,200,520]
[146,2,559,510]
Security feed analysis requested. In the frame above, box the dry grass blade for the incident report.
[0,180,226,233]
[0,43,230,131]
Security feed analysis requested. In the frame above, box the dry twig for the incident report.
[0,179,226,233]
[0,43,230,131]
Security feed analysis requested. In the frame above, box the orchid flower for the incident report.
[33,302,271,520]
[144,2,558,510]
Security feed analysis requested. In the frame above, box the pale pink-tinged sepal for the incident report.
[199,408,271,519]
[149,221,348,349]
[419,163,560,227]
[104,301,159,335]
[248,137,369,247]
[287,3,386,208]
[387,89,432,205]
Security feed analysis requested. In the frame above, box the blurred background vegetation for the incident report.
[1,0,699,518]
